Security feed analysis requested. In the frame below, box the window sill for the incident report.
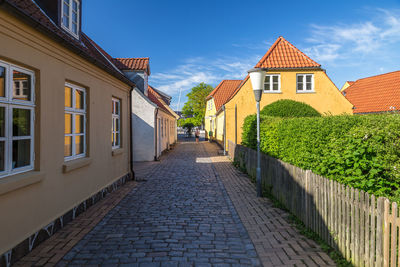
[296,91,316,94]
[112,148,124,157]
[0,171,45,196]
[263,91,282,94]
[62,157,92,173]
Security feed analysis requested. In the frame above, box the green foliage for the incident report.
[182,122,194,136]
[260,99,321,118]
[181,82,213,126]
[242,114,400,202]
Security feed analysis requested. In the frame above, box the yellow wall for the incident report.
[204,98,216,139]
[225,70,353,149]
[0,10,131,254]
[341,81,352,91]
[215,111,224,142]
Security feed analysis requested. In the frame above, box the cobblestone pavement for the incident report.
[205,142,335,267]
[56,141,261,266]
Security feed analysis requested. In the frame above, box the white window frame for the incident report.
[112,97,121,149]
[0,60,35,178]
[61,0,80,39]
[296,74,315,93]
[64,83,86,161]
[263,74,281,93]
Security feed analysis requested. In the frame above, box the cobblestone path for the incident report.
[57,141,261,266]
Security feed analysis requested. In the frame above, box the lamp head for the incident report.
[248,68,266,102]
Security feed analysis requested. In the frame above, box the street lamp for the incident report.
[248,68,266,197]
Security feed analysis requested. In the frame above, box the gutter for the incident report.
[154,108,159,161]
[129,87,135,180]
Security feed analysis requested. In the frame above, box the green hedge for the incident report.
[242,114,400,201]
[260,99,321,118]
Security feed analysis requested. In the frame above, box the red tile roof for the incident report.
[255,37,321,69]
[347,81,355,86]
[148,85,174,116]
[113,58,150,75]
[2,0,134,86]
[208,80,242,111]
[343,71,400,114]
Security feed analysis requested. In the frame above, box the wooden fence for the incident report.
[228,141,399,267]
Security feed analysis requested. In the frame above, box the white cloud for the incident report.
[305,9,400,63]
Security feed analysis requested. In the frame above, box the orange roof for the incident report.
[255,37,321,69]
[147,85,173,116]
[208,80,242,111]
[343,71,400,114]
[113,58,150,75]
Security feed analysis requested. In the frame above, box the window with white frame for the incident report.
[62,0,80,38]
[297,74,314,92]
[0,60,35,178]
[111,98,121,149]
[264,74,280,92]
[161,118,163,137]
[64,83,86,161]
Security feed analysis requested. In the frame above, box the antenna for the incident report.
[177,87,182,111]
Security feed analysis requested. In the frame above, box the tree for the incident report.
[181,82,213,126]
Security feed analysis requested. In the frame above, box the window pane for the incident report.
[65,113,72,134]
[0,66,5,97]
[72,22,77,34]
[65,87,72,107]
[273,76,278,83]
[0,141,4,171]
[297,75,303,82]
[115,133,120,146]
[75,90,84,109]
[12,139,30,168]
[75,135,84,155]
[306,75,312,83]
[13,70,31,101]
[75,115,84,133]
[306,82,312,90]
[116,118,120,131]
[111,132,114,146]
[72,0,78,11]
[13,108,30,136]
[62,14,69,27]
[273,82,279,91]
[115,101,120,115]
[0,107,4,137]
[64,136,72,157]
[297,82,303,90]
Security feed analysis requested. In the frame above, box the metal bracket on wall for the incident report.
[43,222,55,236]
[28,232,39,251]
[4,250,12,267]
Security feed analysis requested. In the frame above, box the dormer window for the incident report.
[61,0,80,38]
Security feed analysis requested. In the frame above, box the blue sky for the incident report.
[83,0,400,111]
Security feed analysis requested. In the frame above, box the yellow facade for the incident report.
[0,9,131,255]
[215,111,224,142]
[204,98,216,139]
[225,70,353,149]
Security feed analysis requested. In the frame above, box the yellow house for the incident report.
[340,81,354,91]
[225,37,353,149]
[205,80,241,147]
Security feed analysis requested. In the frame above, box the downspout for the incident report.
[223,105,226,155]
[129,87,135,180]
[154,108,159,161]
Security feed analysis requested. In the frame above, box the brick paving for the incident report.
[205,142,336,267]
[14,139,335,266]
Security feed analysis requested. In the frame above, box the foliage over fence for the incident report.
[242,114,400,201]
[260,99,321,118]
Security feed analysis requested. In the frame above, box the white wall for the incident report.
[131,88,156,161]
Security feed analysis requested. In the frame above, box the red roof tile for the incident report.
[113,58,150,75]
[208,80,242,111]
[255,37,321,69]
[148,85,173,116]
[343,71,400,114]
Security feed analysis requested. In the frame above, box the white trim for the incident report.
[111,97,121,149]
[263,74,281,93]
[296,74,315,93]
[64,83,86,161]
[0,60,35,179]
[61,0,80,39]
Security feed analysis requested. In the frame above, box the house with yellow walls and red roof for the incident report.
[224,36,353,151]
[341,71,400,114]
[205,80,242,147]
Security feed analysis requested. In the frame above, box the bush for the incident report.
[260,99,321,118]
[242,114,400,201]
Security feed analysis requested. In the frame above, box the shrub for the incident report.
[260,99,321,118]
[242,114,400,201]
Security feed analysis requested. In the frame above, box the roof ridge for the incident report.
[356,70,400,82]
[255,37,282,68]
[115,57,149,60]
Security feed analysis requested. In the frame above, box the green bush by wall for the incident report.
[242,114,400,201]
[260,99,321,118]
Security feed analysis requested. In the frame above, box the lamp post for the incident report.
[248,68,266,197]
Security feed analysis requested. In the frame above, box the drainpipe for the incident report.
[154,108,159,161]
[129,87,135,180]
[223,105,226,155]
